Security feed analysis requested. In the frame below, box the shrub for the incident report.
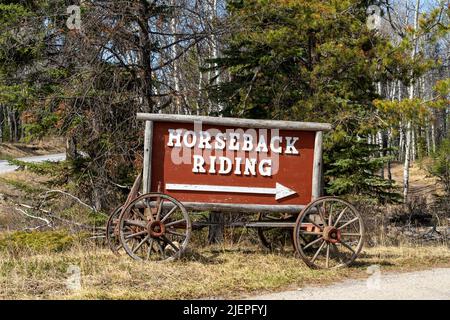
[0,230,76,254]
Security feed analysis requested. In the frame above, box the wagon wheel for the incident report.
[106,205,123,256]
[118,193,191,262]
[257,213,296,252]
[293,197,365,269]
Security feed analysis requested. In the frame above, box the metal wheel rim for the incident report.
[106,205,123,256]
[118,193,191,262]
[293,197,365,269]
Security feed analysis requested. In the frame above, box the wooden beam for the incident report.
[142,121,153,194]
[168,202,305,214]
[137,113,332,132]
[311,131,323,200]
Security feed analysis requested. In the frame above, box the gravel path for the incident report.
[0,153,66,174]
[247,268,450,300]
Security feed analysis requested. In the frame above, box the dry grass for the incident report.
[0,171,51,231]
[0,150,448,300]
[0,242,448,300]
[0,137,64,160]
[389,161,445,199]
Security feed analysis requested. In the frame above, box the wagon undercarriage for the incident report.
[107,188,365,269]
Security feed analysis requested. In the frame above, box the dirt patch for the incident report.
[389,161,444,201]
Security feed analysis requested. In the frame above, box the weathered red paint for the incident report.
[150,122,316,206]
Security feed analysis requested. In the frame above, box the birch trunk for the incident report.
[403,0,420,202]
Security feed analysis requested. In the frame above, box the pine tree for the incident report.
[212,0,399,202]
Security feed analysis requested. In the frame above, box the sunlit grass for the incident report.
[0,242,448,300]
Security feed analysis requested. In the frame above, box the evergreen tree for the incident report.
[212,0,399,202]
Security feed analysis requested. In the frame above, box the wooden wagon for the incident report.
[106,114,365,269]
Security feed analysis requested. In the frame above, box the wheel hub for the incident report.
[147,221,165,238]
[323,226,341,243]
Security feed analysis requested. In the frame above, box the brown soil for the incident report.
[389,161,443,201]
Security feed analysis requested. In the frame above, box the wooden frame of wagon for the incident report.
[138,113,331,213]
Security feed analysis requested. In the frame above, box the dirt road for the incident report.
[247,268,450,300]
[0,153,66,174]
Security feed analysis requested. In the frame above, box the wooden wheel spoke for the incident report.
[328,205,333,226]
[333,207,348,227]
[144,206,154,222]
[146,238,154,260]
[133,235,150,254]
[311,240,326,263]
[325,243,330,268]
[340,240,356,254]
[161,235,180,252]
[156,198,164,221]
[124,219,146,228]
[341,232,361,237]
[301,231,323,236]
[338,217,359,230]
[155,240,166,258]
[166,229,187,237]
[331,243,345,264]
[125,230,147,239]
[317,204,327,227]
[165,219,186,228]
[302,236,323,250]
[161,204,178,223]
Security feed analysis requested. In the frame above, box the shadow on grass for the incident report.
[181,249,224,264]
[179,245,302,265]
[358,252,402,259]
[351,260,396,268]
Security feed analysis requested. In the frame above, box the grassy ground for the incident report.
[0,148,448,300]
[0,241,448,300]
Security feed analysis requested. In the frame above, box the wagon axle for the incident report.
[148,221,166,238]
[322,226,341,244]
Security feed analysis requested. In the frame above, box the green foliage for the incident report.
[213,0,399,202]
[324,137,400,203]
[7,159,77,191]
[0,176,43,194]
[0,230,77,254]
[57,206,108,226]
[427,137,450,195]
[0,1,68,142]
[9,158,67,176]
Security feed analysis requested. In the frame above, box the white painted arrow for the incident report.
[165,182,297,201]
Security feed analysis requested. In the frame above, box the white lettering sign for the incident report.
[167,128,300,177]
